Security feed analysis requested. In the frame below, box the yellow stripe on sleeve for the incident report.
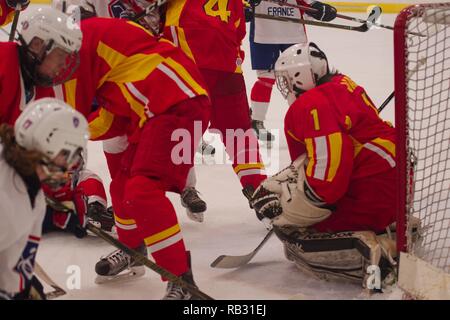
[287,130,303,143]
[144,224,181,246]
[165,0,188,26]
[305,138,315,177]
[349,135,364,158]
[326,132,342,182]
[114,215,136,225]
[165,57,208,96]
[175,27,196,62]
[372,138,396,157]
[88,108,115,140]
[233,163,265,174]
[116,83,148,127]
[2,10,15,26]
[63,79,77,108]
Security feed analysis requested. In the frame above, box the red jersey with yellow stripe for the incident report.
[0,42,25,125]
[284,74,396,204]
[0,0,15,26]
[37,17,208,141]
[163,0,246,73]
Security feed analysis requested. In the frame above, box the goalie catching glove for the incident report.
[262,154,332,227]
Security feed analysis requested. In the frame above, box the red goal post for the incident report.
[394,3,450,299]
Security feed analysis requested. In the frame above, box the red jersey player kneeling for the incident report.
[252,42,398,291]
[42,162,115,239]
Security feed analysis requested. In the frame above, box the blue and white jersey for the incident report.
[253,0,313,44]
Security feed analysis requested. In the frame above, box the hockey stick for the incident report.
[34,262,67,299]
[8,6,21,41]
[86,223,213,300]
[210,229,274,269]
[377,57,428,113]
[262,0,379,25]
[261,0,424,37]
[45,196,213,299]
[253,11,375,33]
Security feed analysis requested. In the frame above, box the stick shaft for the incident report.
[8,8,20,42]
[44,196,213,300]
[261,0,425,35]
[254,13,367,32]
[86,224,214,300]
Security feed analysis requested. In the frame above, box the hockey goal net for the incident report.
[394,3,450,299]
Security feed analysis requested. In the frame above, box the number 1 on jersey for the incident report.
[204,0,231,23]
[311,108,321,131]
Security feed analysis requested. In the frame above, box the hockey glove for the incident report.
[263,155,331,227]
[248,0,262,7]
[306,1,337,22]
[244,6,254,22]
[245,185,283,221]
[13,276,46,300]
[86,202,115,233]
[6,0,29,9]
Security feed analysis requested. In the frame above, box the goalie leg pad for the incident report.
[274,226,397,288]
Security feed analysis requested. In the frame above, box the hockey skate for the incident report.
[86,203,116,237]
[181,187,206,223]
[94,244,146,284]
[252,120,275,146]
[162,251,198,300]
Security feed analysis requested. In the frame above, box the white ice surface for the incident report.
[1,9,403,299]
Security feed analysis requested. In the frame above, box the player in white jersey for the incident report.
[0,98,89,300]
[246,0,337,142]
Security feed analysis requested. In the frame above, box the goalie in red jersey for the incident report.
[252,42,398,289]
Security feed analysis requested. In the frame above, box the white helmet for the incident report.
[14,98,89,169]
[274,42,329,104]
[17,6,82,86]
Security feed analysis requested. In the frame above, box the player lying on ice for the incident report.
[42,162,115,239]
[251,42,400,291]
[0,98,89,300]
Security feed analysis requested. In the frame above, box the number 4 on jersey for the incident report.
[204,0,231,23]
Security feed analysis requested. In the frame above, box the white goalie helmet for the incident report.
[14,98,89,170]
[274,42,329,104]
